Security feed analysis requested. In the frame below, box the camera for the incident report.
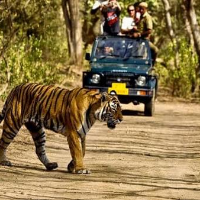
[107,1,117,8]
[101,1,118,11]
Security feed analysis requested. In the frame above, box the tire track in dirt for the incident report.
[0,101,200,200]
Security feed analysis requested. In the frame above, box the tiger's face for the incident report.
[96,94,123,129]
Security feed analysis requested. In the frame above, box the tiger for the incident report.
[0,83,123,174]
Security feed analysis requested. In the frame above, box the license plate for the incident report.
[108,83,128,95]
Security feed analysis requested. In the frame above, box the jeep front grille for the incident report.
[104,73,135,87]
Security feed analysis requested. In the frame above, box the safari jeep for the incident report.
[83,35,158,116]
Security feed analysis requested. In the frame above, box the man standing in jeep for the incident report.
[100,0,121,35]
[133,2,158,65]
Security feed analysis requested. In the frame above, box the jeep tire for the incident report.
[144,89,155,116]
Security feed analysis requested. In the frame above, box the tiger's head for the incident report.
[95,92,123,129]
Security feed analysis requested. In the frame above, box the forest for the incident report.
[0,0,200,100]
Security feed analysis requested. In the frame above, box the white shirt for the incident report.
[92,0,108,10]
[121,16,135,30]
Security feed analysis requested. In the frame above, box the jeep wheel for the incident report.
[144,90,155,116]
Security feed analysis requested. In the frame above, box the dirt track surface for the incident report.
[0,101,200,200]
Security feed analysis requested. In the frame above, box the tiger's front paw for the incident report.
[46,162,58,171]
[75,169,91,174]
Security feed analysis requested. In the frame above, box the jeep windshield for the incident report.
[93,36,149,60]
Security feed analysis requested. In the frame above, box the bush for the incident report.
[156,38,198,98]
[0,34,67,100]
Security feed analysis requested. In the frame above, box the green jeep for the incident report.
[83,35,158,116]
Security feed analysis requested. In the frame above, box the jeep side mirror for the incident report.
[85,53,91,61]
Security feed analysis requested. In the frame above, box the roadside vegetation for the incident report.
[0,0,200,100]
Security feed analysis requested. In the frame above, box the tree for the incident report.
[161,0,180,95]
[0,0,66,95]
[0,0,200,98]
[183,0,200,93]
[62,0,83,67]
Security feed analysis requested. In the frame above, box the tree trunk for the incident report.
[161,0,179,95]
[62,0,83,67]
[183,0,200,94]
[181,4,194,49]
[161,0,175,41]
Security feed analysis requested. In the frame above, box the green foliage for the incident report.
[0,0,67,99]
[0,0,199,99]
[156,38,198,98]
[0,37,59,86]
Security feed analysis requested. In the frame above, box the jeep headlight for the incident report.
[91,74,100,84]
[136,76,146,86]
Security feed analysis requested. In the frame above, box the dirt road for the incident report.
[0,101,200,200]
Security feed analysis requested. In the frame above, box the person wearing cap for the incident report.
[133,2,152,39]
[132,2,158,65]
[121,4,137,35]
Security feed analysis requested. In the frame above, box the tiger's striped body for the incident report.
[0,83,122,173]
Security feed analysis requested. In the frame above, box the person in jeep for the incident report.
[100,0,121,35]
[121,4,137,36]
[132,2,158,65]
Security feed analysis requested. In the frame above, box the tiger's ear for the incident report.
[90,91,109,102]
[89,89,101,98]
[94,93,102,100]
[89,91,102,102]
[101,92,109,102]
